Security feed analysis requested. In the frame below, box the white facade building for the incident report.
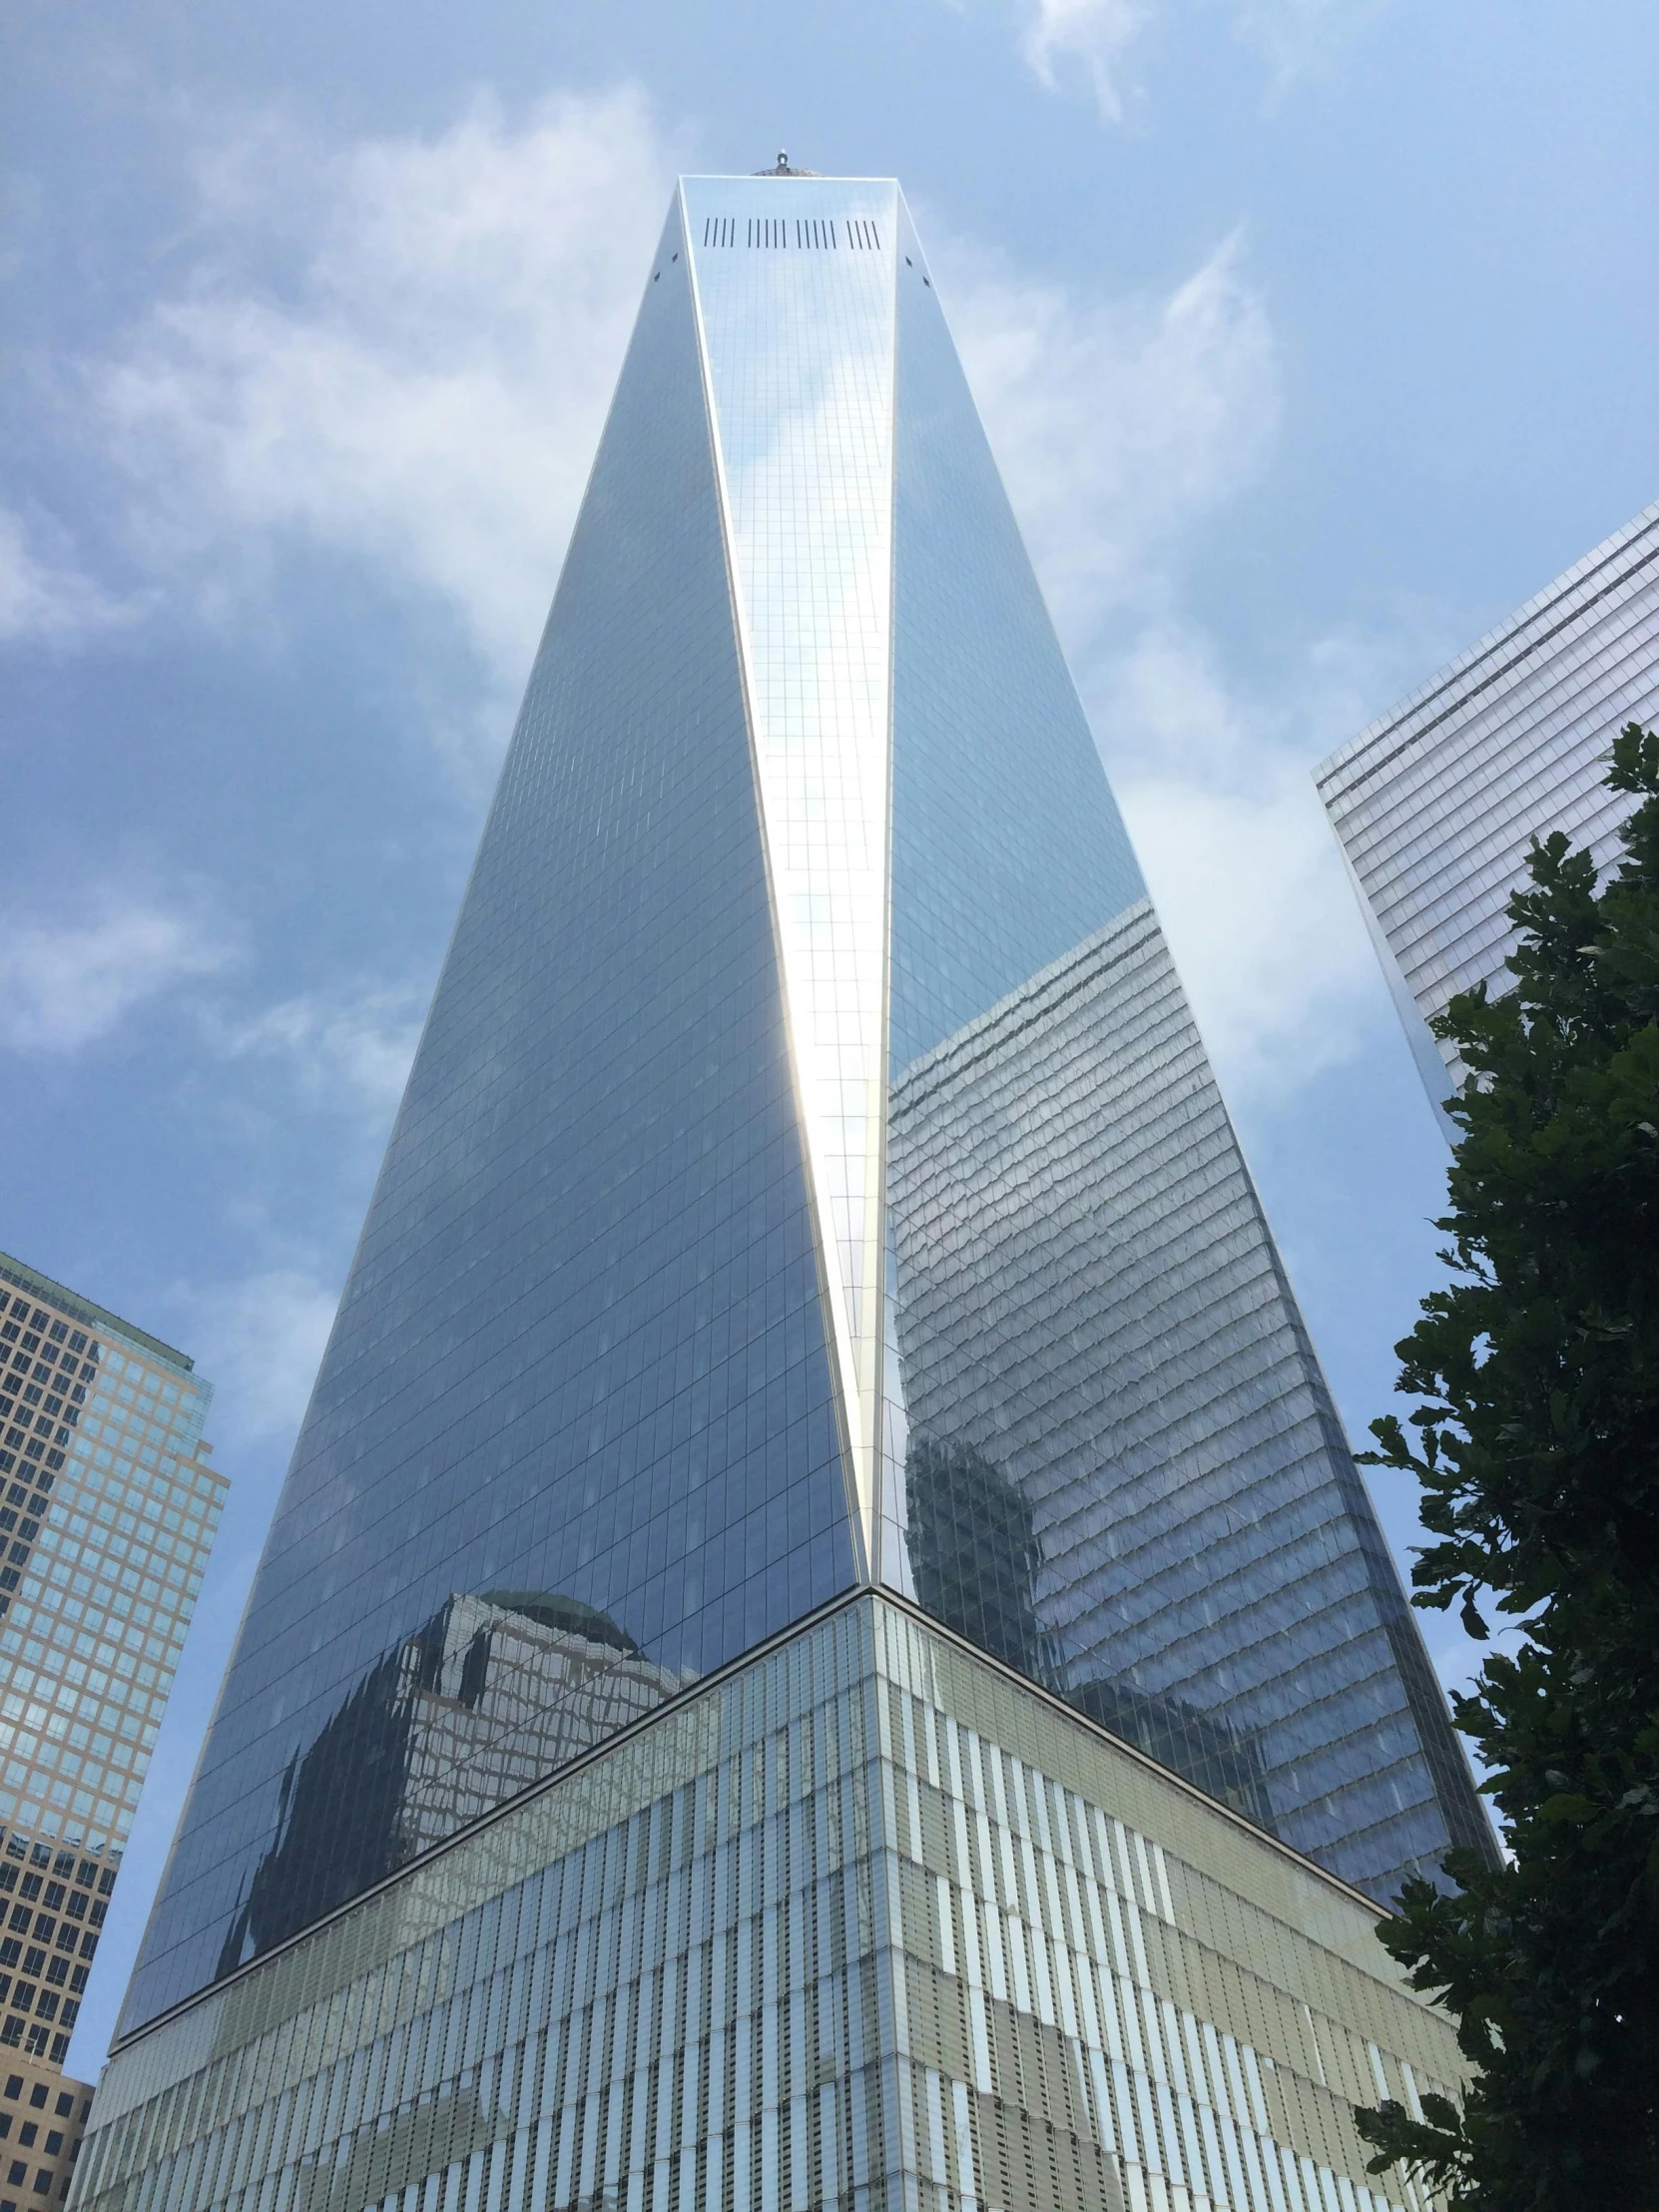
[1318,500,1659,1109]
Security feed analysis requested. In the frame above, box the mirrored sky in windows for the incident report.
[3,0,1654,2072]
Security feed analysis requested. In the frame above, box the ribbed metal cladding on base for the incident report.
[79,1597,1459,2212]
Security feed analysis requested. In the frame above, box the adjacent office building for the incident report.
[1317,498,1659,1108]
[82,174,1480,2212]
[0,1250,227,2204]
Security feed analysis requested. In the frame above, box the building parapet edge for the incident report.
[110,1584,1403,2065]
[0,1251,194,1375]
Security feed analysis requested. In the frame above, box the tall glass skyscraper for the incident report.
[91,184,1491,2205]
[1317,498,1659,1110]
[123,172,1487,2043]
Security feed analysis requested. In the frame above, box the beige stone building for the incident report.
[0,1251,226,2202]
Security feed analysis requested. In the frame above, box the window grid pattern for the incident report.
[79,1601,1461,2212]
[885,907,1491,1903]
[878,217,1488,1907]
[0,2054,93,2209]
[686,175,901,1557]
[0,1257,224,2066]
[121,204,853,2035]
[1317,499,1659,1096]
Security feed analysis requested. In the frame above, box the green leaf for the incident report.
[1360,724,1659,2202]
[1538,1793,1599,1824]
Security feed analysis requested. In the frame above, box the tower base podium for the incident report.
[81,1597,1456,2212]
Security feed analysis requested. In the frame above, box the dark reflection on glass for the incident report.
[1063,1677,1274,1831]
[903,1434,1047,1682]
[296,2081,502,2212]
[219,1592,683,1971]
[904,1431,1273,1828]
[217,1650,413,1972]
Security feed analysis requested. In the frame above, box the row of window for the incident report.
[3,2070,85,2119]
[0,2163,71,2205]
[0,1456,62,1508]
[0,1853,111,1900]
[0,1304,97,1368]
[699,217,875,252]
[1,2025,66,2068]
[0,2066,85,2207]
[0,1978,79,2030]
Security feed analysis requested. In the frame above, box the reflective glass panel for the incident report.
[1318,498,1659,1101]
[126,175,1503,2041]
[123,204,854,2032]
[881,206,1494,1905]
[84,1599,1465,2212]
[685,176,899,1562]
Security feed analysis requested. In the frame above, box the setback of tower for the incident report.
[119,173,1492,2048]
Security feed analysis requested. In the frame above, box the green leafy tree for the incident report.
[1354,725,1659,2208]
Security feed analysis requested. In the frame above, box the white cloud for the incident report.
[1234,0,1387,90]
[935,238,1402,1097]
[94,92,1275,715]
[83,92,1360,1096]
[185,1266,339,1444]
[1012,0,1384,119]
[216,985,424,1116]
[1093,625,1382,1095]
[0,505,130,645]
[1018,0,1154,120]
[98,87,677,762]
[0,900,230,1053]
[942,235,1279,649]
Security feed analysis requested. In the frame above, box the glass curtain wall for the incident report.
[1317,498,1659,1106]
[124,175,1491,2042]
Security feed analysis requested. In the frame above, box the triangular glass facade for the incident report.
[124,178,1491,2036]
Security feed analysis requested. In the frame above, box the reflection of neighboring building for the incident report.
[903,1425,1275,1829]
[1317,499,1659,1112]
[902,1436,1048,1683]
[886,909,1493,1884]
[1064,1676,1274,1831]
[399,1592,684,1857]
[222,1592,683,1967]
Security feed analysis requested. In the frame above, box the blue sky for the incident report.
[5,0,1656,2072]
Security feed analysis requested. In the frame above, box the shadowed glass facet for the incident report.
[122,204,853,2032]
